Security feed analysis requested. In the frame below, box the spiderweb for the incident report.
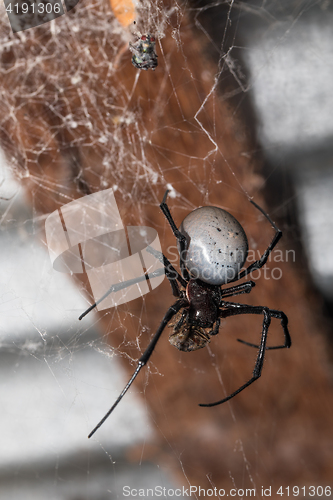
[0,0,332,498]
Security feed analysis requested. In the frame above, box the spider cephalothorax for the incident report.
[168,279,221,352]
[80,190,291,438]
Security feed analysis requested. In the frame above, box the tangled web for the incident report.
[0,0,328,498]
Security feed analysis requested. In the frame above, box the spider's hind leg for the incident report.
[199,308,272,407]
[236,308,290,350]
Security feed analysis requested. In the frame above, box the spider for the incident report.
[82,191,291,438]
[129,34,158,71]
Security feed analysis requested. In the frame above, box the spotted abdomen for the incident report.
[179,206,248,285]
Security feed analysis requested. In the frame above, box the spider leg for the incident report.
[231,200,282,283]
[210,317,221,336]
[174,309,188,331]
[221,280,255,298]
[220,301,290,350]
[160,190,190,281]
[237,310,289,350]
[79,247,186,321]
[88,298,187,438]
[199,307,272,407]
[79,268,165,320]
[146,245,187,291]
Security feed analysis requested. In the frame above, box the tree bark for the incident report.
[0,0,332,493]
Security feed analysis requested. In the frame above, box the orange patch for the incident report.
[109,0,136,27]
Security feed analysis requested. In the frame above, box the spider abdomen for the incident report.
[179,206,248,285]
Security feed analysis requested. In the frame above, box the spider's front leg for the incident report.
[221,280,255,298]
[160,190,190,280]
[231,200,282,283]
[88,298,187,438]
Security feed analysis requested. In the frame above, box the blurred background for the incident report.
[0,0,332,498]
